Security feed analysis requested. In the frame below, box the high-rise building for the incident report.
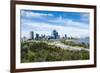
[30,31,34,40]
[65,34,67,39]
[35,33,39,40]
[52,30,59,39]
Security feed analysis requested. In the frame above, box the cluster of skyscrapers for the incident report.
[22,30,67,41]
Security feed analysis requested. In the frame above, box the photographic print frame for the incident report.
[11,0,97,73]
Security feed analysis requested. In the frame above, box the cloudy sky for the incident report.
[20,9,90,38]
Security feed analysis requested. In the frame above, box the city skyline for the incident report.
[22,30,65,39]
[21,9,90,38]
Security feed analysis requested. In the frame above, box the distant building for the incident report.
[30,31,34,40]
[40,34,46,40]
[21,36,27,42]
[28,30,67,40]
[52,30,59,39]
[35,33,39,40]
[41,35,45,38]
[65,34,67,39]
[48,36,54,40]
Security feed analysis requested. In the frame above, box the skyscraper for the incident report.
[35,33,39,40]
[30,31,34,40]
[65,34,67,39]
[52,30,59,39]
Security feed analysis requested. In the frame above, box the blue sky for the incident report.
[20,9,90,38]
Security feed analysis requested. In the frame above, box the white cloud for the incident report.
[21,10,53,18]
[48,16,89,29]
[48,16,65,23]
[80,13,89,22]
[21,10,89,29]
[21,20,89,38]
[65,19,89,29]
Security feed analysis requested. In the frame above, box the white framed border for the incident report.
[15,4,94,69]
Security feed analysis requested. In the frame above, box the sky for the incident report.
[20,9,90,38]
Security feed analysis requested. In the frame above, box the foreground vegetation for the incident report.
[21,41,89,63]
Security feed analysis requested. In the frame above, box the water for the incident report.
[72,38,89,45]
